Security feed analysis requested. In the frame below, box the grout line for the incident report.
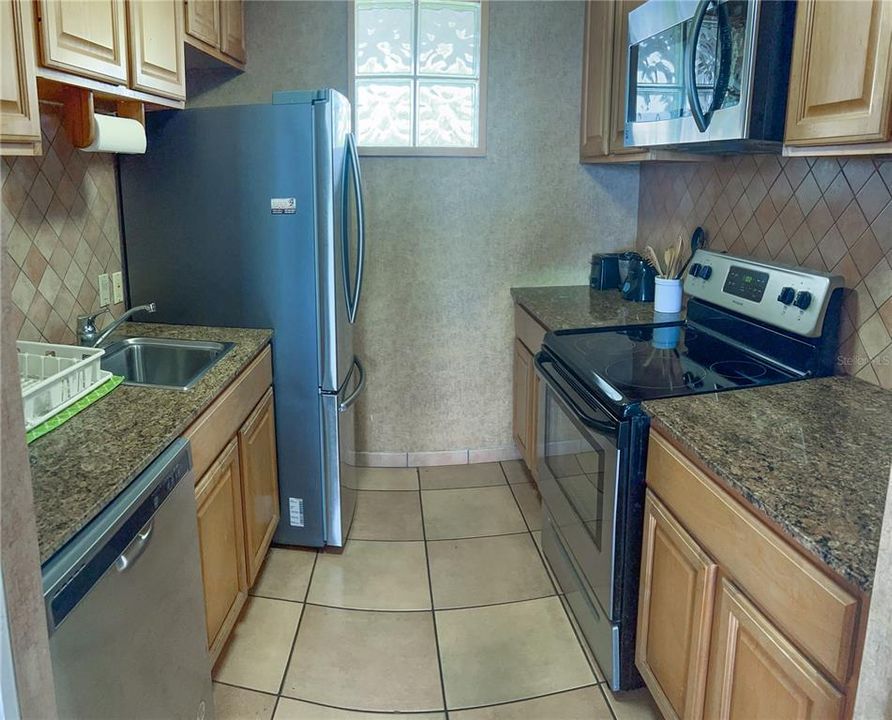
[273,549,319,698]
[418,467,450,718]
[212,679,278,697]
[351,529,530,544]
[273,682,604,717]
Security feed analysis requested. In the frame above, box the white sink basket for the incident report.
[17,341,111,430]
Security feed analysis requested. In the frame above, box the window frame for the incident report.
[348,0,489,157]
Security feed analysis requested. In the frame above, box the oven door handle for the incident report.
[535,354,618,436]
[685,0,732,133]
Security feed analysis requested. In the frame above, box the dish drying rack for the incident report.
[18,341,111,431]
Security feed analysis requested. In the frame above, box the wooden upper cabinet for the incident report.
[127,0,185,100]
[238,388,280,586]
[220,0,246,63]
[195,437,248,663]
[185,0,221,49]
[580,0,615,160]
[705,578,845,720]
[785,0,892,146]
[37,0,129,85]
[1,0,41,155]
[636,492,717,720]
[608,0,645,154]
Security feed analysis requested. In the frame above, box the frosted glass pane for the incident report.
[355,2,414,74]
[418,1,480,76]
[356,79,414,146]
[416,80,477,147]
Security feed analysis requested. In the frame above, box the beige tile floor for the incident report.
[213,460,662,720]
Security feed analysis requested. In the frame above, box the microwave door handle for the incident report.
[685,0,712,132]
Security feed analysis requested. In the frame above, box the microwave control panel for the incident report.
[684,250,844,337]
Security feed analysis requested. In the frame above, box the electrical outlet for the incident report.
[112,272,124,304]
[98,274,111,306]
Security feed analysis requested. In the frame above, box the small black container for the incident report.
[621,255,656,302]
[591,253,621,290]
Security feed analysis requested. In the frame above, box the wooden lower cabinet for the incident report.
[239,387,280,586]
[187,345,278,661]
[513,338,533,466]
[195,437,247,664]
[638,431,866,719]
[705,578,845,720]
[637,492,716,720]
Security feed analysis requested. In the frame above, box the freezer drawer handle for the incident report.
[339,357,366,413]
[114,520,154,573]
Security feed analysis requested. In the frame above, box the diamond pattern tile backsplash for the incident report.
[2,104,125,345]
[637,155,892,390]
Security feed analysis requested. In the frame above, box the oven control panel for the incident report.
[683,250,844,337]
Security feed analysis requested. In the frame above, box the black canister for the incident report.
[590,253,621,290]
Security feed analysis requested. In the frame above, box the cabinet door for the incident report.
[526,363,539,481]
[785,0,892,145]
[184,0,220,49]
[239,388,279,586]
[37,0,129,84]
[513,338,532,466]
[219,0,245,63]
[195,437,247,663]
[1,0,41,154]
[608,0,646,154]
[127,0,185,100]
[580,0,615,160]
[705,578,845,720]
[636,491,717,720]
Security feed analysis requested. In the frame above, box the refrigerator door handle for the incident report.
[338,356,366,413]
[342,132,366,324]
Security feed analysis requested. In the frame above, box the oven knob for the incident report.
[690,263,702,278]
[777,286,795,305]
[793,290,812,310]
[699,265,712,280]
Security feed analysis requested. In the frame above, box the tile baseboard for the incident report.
[408,450,470,467]
[355,446,521,468]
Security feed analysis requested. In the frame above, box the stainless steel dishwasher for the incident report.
[43,438,214,720]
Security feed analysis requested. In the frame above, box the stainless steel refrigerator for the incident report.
[118,89,365,548]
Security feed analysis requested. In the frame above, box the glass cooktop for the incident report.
[544,322,798,406]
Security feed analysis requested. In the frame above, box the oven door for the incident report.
[535,352,621,622]
[624,0,758,147]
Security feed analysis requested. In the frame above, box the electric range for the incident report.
[535,250,844,691]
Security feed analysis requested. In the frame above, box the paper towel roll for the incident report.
[80,113,147,154]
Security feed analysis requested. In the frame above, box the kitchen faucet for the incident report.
[77,303,156,347]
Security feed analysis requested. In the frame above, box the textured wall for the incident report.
[2,103,125,344]
[637,156,892,389]
[188,1,641,456]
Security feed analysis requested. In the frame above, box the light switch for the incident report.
[112,272,124,304]
[98,274,111,306]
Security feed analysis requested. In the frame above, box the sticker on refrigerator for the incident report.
[271,197,297,214]
[289,497,305,527]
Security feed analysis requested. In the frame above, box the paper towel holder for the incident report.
[61,87,145,149]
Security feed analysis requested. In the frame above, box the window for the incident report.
[350,0,488,155]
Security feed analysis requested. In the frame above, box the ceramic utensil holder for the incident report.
[654,277,683,313]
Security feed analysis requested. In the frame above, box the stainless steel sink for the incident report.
[100,337,235,391]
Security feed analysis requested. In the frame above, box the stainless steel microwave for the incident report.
[624,0,796,151]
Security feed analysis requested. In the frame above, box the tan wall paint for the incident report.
[189,0,641,455]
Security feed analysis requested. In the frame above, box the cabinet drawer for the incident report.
[184,345,272,480]
[646,430,859,685]
[514,305,547,355]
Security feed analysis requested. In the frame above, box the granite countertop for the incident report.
[510,285,678,332]
[645,377,892,592]
[29,322,273,564]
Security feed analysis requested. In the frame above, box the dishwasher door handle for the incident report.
[115,520,155,572]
